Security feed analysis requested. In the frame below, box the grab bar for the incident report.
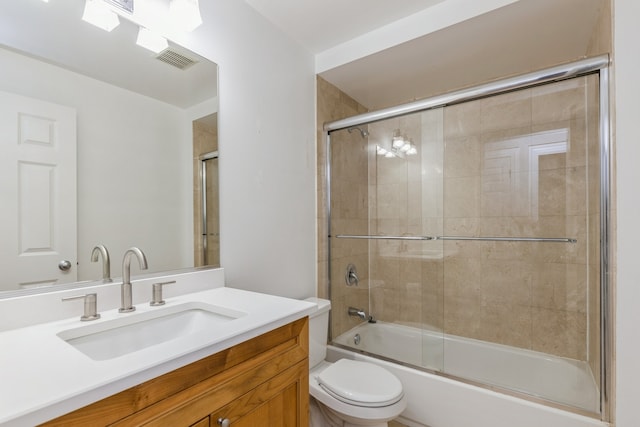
[333,234,576,243]
[334,234,435,241]
[436,236,577,243]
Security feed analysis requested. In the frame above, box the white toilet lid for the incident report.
[316,359,404,407]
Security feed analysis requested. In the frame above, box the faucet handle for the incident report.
[62,293,101,321]
[150,281,176,306]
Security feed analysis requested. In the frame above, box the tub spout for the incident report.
[348,306,367,320]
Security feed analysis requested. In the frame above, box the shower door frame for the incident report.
[323,55,612,420]
[199,151,219,266]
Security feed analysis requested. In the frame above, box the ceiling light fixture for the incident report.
[82,0,120,32]
[136,26,168,53]
[169,0,203,31]
[377,130,418,158]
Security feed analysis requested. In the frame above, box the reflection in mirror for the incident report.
[193,114,220,268]
[0,2,218,295]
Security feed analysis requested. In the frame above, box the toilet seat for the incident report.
[316,359,404,408]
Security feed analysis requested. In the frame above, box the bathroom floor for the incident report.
[390,420,409,427]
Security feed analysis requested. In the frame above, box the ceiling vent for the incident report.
[155,48,198,70]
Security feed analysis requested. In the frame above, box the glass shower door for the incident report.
[439,75,601,412]
[328,107,445,373]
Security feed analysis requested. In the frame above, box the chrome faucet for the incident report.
[119,247,148,313]
[90,244,112,283]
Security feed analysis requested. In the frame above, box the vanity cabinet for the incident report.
[41,317,309,427]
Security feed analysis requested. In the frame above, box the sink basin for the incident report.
[57,302,246,361]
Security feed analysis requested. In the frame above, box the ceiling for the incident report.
[244,0,446,54]
[1,1,607,111]
[245,0,608,109]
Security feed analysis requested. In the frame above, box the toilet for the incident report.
[306,298,407,427]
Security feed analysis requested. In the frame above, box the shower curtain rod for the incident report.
[323,55,610,132]
[334,235,577,243]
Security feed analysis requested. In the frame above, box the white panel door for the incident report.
[0,90,77,291]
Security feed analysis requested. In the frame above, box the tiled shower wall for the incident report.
[324,75,600,366]
[317,77,370,337]
[439,76,599,361]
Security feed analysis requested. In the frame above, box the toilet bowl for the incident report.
[306,298,407,427]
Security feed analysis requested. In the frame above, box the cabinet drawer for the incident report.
[157,360,308,427]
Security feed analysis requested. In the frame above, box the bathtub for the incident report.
[330,322,605,427]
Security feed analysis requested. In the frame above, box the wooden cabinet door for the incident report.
[190,416,210,427]
[210,361,308,427]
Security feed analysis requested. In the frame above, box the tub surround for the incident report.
[328,346,606,427]
[333,321,599,413]
[0,268,316,426]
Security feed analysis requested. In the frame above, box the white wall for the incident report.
[0,47,193,281]
[155,1,317,299]
[612,0,640,425]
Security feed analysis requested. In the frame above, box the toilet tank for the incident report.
[304,297,331,369]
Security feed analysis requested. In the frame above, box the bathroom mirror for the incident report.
[0,2,218,295]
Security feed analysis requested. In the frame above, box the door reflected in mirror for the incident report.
[0,2,219,295]
[193,115,220,268]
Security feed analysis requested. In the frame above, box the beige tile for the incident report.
[370,256,401,290]
[531,78,586,124]
[444,294,483,339]
[444,176,480,218]
[443,239,480,260]
[444,217,479,235]
[480,259,533,306]
[371,287,401,323]
[478,241,533,262]
[531,307,586,360]
[443,255,482,290]
[397,281,424,324]
[480,89,532,133]
[376,183,408,219]
[444,99,481,140]
[477,302,532,349]
[538,152,567,171]
[538,168,567,216]
[444,136,481,178]
[531,262,587,313]
[422,261,444,330]
[566,166,588,216]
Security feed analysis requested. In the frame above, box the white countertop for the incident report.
[0,286,316,426]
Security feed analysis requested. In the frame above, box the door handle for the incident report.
[58,260,72,271]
